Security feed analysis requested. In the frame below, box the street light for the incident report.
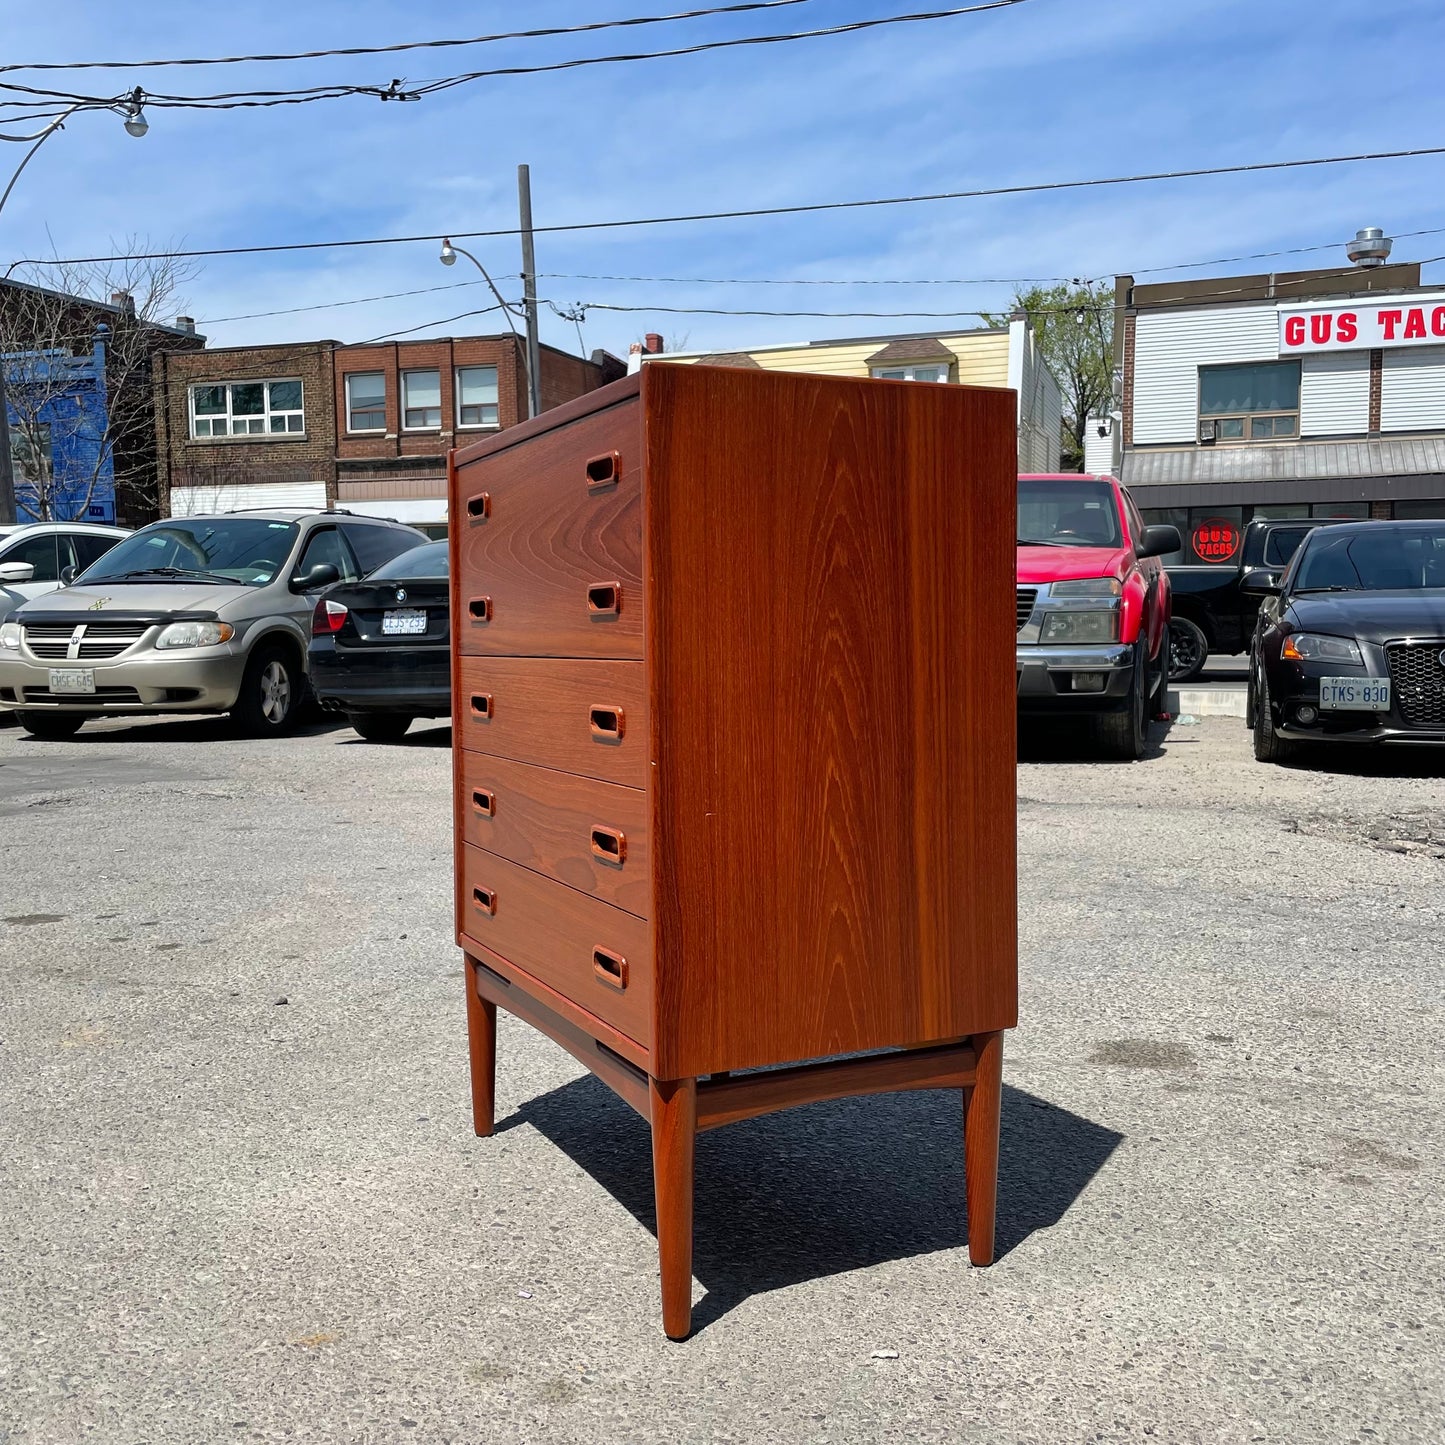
[438,237,533,419]
[0,89,150,218]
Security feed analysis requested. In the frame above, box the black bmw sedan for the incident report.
[309,541,449,741]
[1248,520,1445,762]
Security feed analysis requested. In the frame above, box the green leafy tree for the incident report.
[987,281,1114,471]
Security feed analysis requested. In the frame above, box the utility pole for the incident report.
[0,366,16,524]
[517,163,543,420]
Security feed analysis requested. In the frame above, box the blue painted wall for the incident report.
[3,335,116,523]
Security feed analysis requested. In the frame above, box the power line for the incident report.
[195,277,492,325]
[0,2,1036,112]
[1119,225,1445,279]
[19,142,1445,271]
[538,269,1071,286]
[0,1,818,73]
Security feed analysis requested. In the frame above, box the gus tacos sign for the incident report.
[1279,298,1445,354]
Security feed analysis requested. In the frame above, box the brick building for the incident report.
[155,333,624,531]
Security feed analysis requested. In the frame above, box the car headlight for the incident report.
[0,622,20,650]
[1050,577,1122,597]
[1040,611,1120,643]
[1281,632,1362,665]
[156,621,235,649]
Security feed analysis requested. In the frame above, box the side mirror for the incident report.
[1137,524,1182,560]
[290,562,340,593]
[60,564,77,586]
[1240,568,1281,596]
[0,561,36,584]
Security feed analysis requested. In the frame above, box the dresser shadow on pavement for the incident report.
[503,1076,1123,1333]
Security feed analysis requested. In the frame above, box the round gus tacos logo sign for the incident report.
[1191,519,1240,563]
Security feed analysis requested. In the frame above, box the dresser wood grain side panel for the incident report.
[460,846,654,1047]
[642,365,1019,1079]
[456,399,644,658]
[457,752,651,918]
[456,656,648,789]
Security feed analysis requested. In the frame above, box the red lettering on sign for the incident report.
[1379,309,1403,340]
[1336,312,1358,343]
[1434,307,1445,338]
[1191,519,1241,563]
[1405,308,1427,340]
[1310,314,1332,345]
[1284,316,1305,348]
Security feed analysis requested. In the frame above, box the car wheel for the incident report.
[1167,617,1209,684]
[348,711,414,742]
[1252,667,1296,764]
[1097,642,1148,761]
[234,642,301,736]
[16,711,85,739]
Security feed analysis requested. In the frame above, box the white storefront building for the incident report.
[1098,238,1445,566]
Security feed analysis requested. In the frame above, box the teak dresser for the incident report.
[448,363,1018,1339]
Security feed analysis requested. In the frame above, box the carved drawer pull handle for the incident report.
[470,693,493,719]
[468,596,493,622]
[593,946,628,990]
[587,581,622,618]
[466,491,491,520]
[589,705,624,742]
[472,886,497,916]
[585,451,620,491]
[472,789,495,817]
[590,825,626,865]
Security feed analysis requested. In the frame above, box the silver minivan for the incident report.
[0,508,426,738]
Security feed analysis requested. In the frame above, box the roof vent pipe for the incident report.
[1347,227,1393,268]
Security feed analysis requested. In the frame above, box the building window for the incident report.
[1198,361,1300,441]
[871,363,951,383]
[190,379,304,438]
[346,372,386,432]
[9,423,51,488]
[456,366,500,429]
[402,369,442,430]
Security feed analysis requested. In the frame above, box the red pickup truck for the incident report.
[1015,473,1179,759]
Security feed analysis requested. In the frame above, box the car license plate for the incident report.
[48,667,96,694]
[1319,677,1390,711]
[382,608,428,636]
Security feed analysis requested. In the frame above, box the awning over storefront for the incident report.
[1122,437,1445,507]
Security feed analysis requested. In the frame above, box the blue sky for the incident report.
[3,0,1443,360]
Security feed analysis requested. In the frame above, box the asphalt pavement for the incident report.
[1,712,1441,1444]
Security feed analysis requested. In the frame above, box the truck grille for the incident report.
[23,621,150,660]
[1386,642,1445,728]
[1016,588,1037,632]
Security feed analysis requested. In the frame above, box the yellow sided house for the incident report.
[642,316,1062,472]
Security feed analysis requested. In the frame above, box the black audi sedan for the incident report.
[1247,520,1445,762]
[309,541,449,741]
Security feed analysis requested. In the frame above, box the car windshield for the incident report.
[77,518,300,587]
[1292,526,1445,593]
[366,541,448,580]
[1017,479,1123,547]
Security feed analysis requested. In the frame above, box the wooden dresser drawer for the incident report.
[456,399,643,658]
[458,753,650,918]
[456,656,647,789]
[460,845,652,1046]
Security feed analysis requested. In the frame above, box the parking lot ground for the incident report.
[1,713,1442,1444]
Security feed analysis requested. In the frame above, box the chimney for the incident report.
[175,316,196,334]
[110,289,135,315]
[644,332,664,354]
[627,341,644,376]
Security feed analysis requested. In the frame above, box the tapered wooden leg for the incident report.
[649,1075,697,1340]
[464,959,497,1138]
[963,1029,1003,1266]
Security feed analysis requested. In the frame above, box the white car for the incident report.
[0,521,130,623]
